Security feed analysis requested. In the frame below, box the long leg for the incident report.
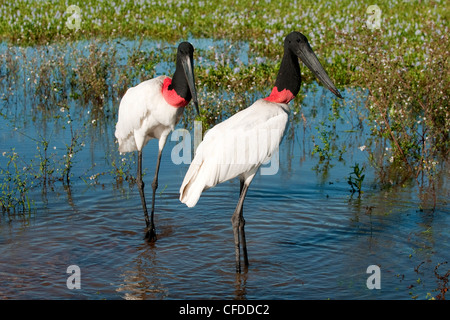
[137,150,151,236]
[231,179,251,273]
[239,179,249,268]
[145,134,168,242]
[144,148,163,242]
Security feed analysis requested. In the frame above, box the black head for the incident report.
[173,41,199,114]
[284,32,343,99]
[177,41,195,59]
[284,31,309,50]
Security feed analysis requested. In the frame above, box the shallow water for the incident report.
[0,40,448,300]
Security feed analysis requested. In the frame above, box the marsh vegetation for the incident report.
[0,0,448,299]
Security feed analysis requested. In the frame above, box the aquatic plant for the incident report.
[60,110,83,184]
[348,163,365,195]
[0,149,33,213]
[342,21,448,190]
[311,97,348,175]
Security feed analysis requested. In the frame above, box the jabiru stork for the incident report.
[115,41,199,242]
[179,32,342,272]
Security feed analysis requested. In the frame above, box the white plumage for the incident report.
[115,75,184,154]
[180,99,289,207]
[114,41,199,242]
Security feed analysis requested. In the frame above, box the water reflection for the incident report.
[118,243,171,300]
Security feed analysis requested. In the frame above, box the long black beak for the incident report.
[181,55,200,115]
[297,43,343,99]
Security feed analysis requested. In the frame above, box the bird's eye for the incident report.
[297,39,301,43]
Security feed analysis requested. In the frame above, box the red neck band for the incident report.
[162,77,189,108]
[264,87,295,104]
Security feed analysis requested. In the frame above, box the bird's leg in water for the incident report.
[231,181,250,273]
[145,149,163,242]
[137,150,155,241]
[239,180,249,268]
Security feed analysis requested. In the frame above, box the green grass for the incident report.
[1,1,448,55]
[1,1,448,89]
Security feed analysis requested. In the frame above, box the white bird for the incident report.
[115,42,199,242]
[179,32,343,272]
